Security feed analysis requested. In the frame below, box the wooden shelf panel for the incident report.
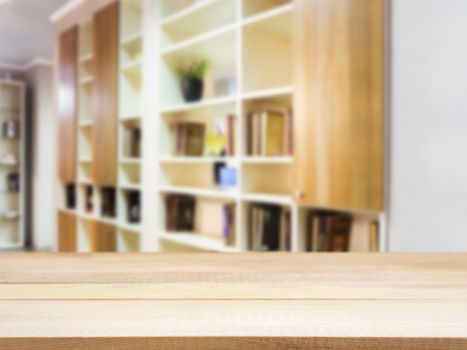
[160,232,238,252]
[159,185,238,200]
[242,0,292,19]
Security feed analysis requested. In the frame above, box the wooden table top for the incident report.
[0,253,466,349]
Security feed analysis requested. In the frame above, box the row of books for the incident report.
[246,108,293,156]
[123,127,141,158]
[249,204,291,252]
[305,211,379,252]
[165,195,236,246]
[172,115,235,157]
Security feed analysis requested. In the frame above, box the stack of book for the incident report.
[172,115,235,157]
[249,204,291,252]
[173,123,205,156]
[306,211,353,252]
[246,108,293,156]
[101,188,116,218]
[165,195,196,231]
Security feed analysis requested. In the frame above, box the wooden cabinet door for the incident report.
[57,27,78,182]
[93,223,117,252]
[93,2,119,186]
[58,211,77,252]
[293,0,385,211]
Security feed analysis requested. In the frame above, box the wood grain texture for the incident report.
[94,223,117,252]
[0,254,466,349]
[293,0,385,211]
[57,212,77,252]
[92,1,119,186]
[57,27,78,182]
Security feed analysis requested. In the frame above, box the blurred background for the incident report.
[0,0,466,253]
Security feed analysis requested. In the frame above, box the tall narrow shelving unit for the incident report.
[118,0,144,252]
[155,0,386,253]
[0,80,25,250]
[75,19,101,252]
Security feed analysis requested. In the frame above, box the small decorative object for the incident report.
[2,120,20,139]
[176,60,209,102]
[219,166,237,187]
[7,173,19,192]
[213,162,227,184]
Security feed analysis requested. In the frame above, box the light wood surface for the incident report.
[0,254,466,349]
[293,0,385,211]
[93,1,119,186]
[57,26,78,182]
[94,222,117,252]
[57,211,77,252]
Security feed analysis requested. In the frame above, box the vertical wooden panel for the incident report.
[94,223,117,252]
[57,27,78,182]
[293,0,385,211]
[93,2,119,186]
[58,211,77,252]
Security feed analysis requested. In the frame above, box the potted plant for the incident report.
[176,60,209,102]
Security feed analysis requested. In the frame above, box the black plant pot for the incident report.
[181,77,204,102]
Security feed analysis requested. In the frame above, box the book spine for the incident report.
[247,113,253,156]
[286,107,294,156]
[226,114,234,156]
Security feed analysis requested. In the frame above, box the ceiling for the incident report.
[0,0,70,66]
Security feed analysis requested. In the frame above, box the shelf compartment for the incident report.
[242,5,292,93]
[120,61,142,118]
[120,121,141,159]
[243,200,292,252]
[78,80,93,121]
[242,89,293,157]
[160,113,236,157]
[77,124,93,160]
[160,0,236,49]
[121,33,142,66]
[297,208,382,253]
[78,162,93,184]
[78,184,95,216]
[160,26,237,107]
[118,189,141,225]
[119,162,141,186]
[118,228,140,251]
[120,0,143,40]
[242,163,292,196]
[78,21,93,61]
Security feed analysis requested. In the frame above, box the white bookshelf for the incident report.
[0,79,25,250]
[74,20,97,252]
[152,0,386,253]
[117,0,144,251]
[55,0,387,254]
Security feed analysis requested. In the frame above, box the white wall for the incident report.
[25,64,56,250]
[389,0,467,251]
